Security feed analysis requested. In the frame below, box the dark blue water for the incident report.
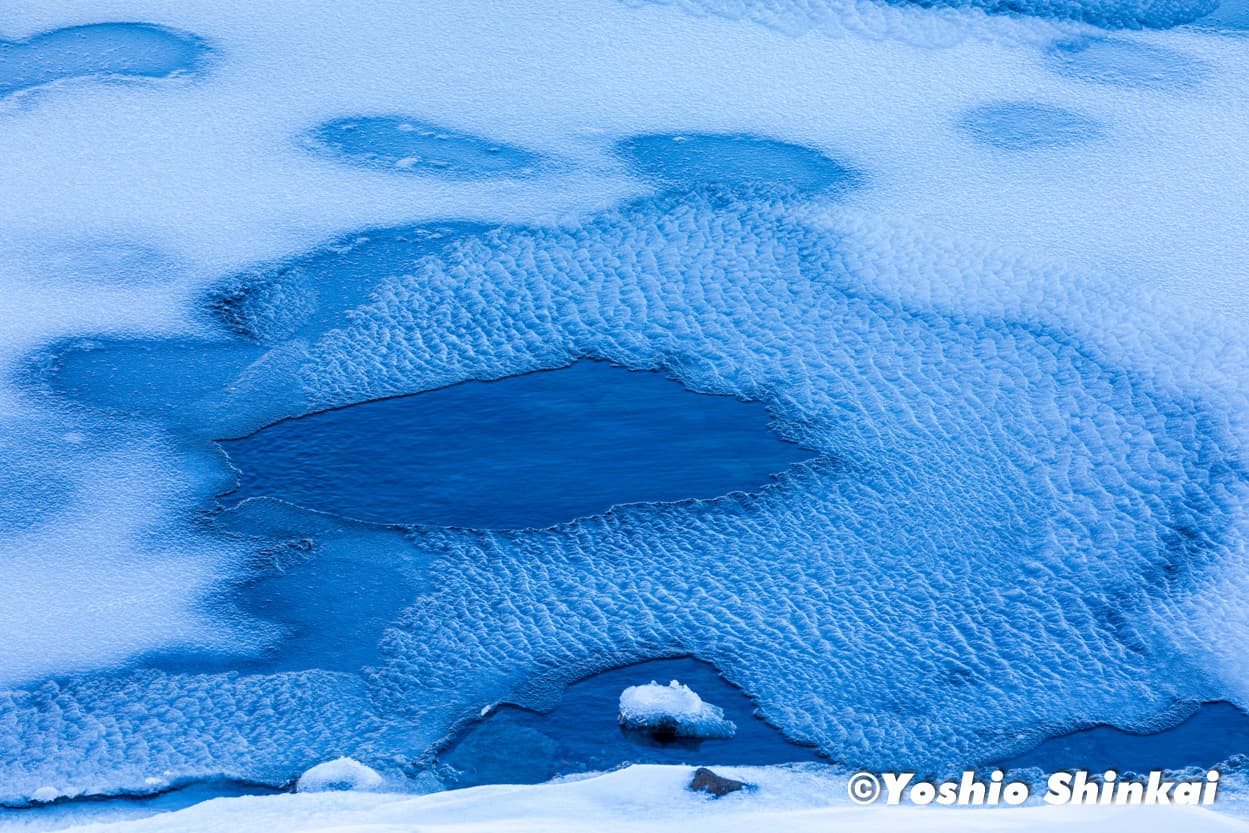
[308,116,544,177]
[440,657,824,787]
[0,22,207,99]
[218,361,812,529]
[615,133,856,195]
[958,101,1101,151]
[1001,702,1249,773]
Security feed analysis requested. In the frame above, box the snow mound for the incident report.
[295,757,385,793]
[618,680,737,739]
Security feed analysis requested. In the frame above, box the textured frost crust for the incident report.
[279,183,1241,771]
[8,146,1247,795]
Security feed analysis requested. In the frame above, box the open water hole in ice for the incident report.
[439,656,825,787]
[217,360,814,530]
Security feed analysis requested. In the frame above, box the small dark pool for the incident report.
[218,361,812,529]
[439,656,824,787]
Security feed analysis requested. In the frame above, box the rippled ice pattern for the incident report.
[1,0,1248,821]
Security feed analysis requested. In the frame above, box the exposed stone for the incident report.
[688,767,750,797]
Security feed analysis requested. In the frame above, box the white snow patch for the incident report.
[295,757,385,793]
[618,680,737,739]
[26,765,1249,833]
[29,785,60,803]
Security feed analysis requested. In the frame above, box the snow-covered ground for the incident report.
[9,766,1249,833]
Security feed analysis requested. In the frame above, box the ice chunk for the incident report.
[295,757,384,792]
[618,680,737,740]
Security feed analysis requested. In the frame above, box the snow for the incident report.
[18,766,1249,833]
[619,680,737,739]
[295,758,385,793]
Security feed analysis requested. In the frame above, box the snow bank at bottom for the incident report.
[38,765,1249,833]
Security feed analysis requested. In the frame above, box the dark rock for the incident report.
[688,767,750,797]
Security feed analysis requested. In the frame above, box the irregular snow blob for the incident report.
[619,680,737,740]
[295,757,384,793]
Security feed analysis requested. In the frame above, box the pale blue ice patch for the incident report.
[1047,37,1208,88]
[957,101,1102,150]
[615,133,856,195]
[307,116,546,178]
[0,22,208,100]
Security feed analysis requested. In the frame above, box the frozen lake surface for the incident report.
[1,0,1248,828]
